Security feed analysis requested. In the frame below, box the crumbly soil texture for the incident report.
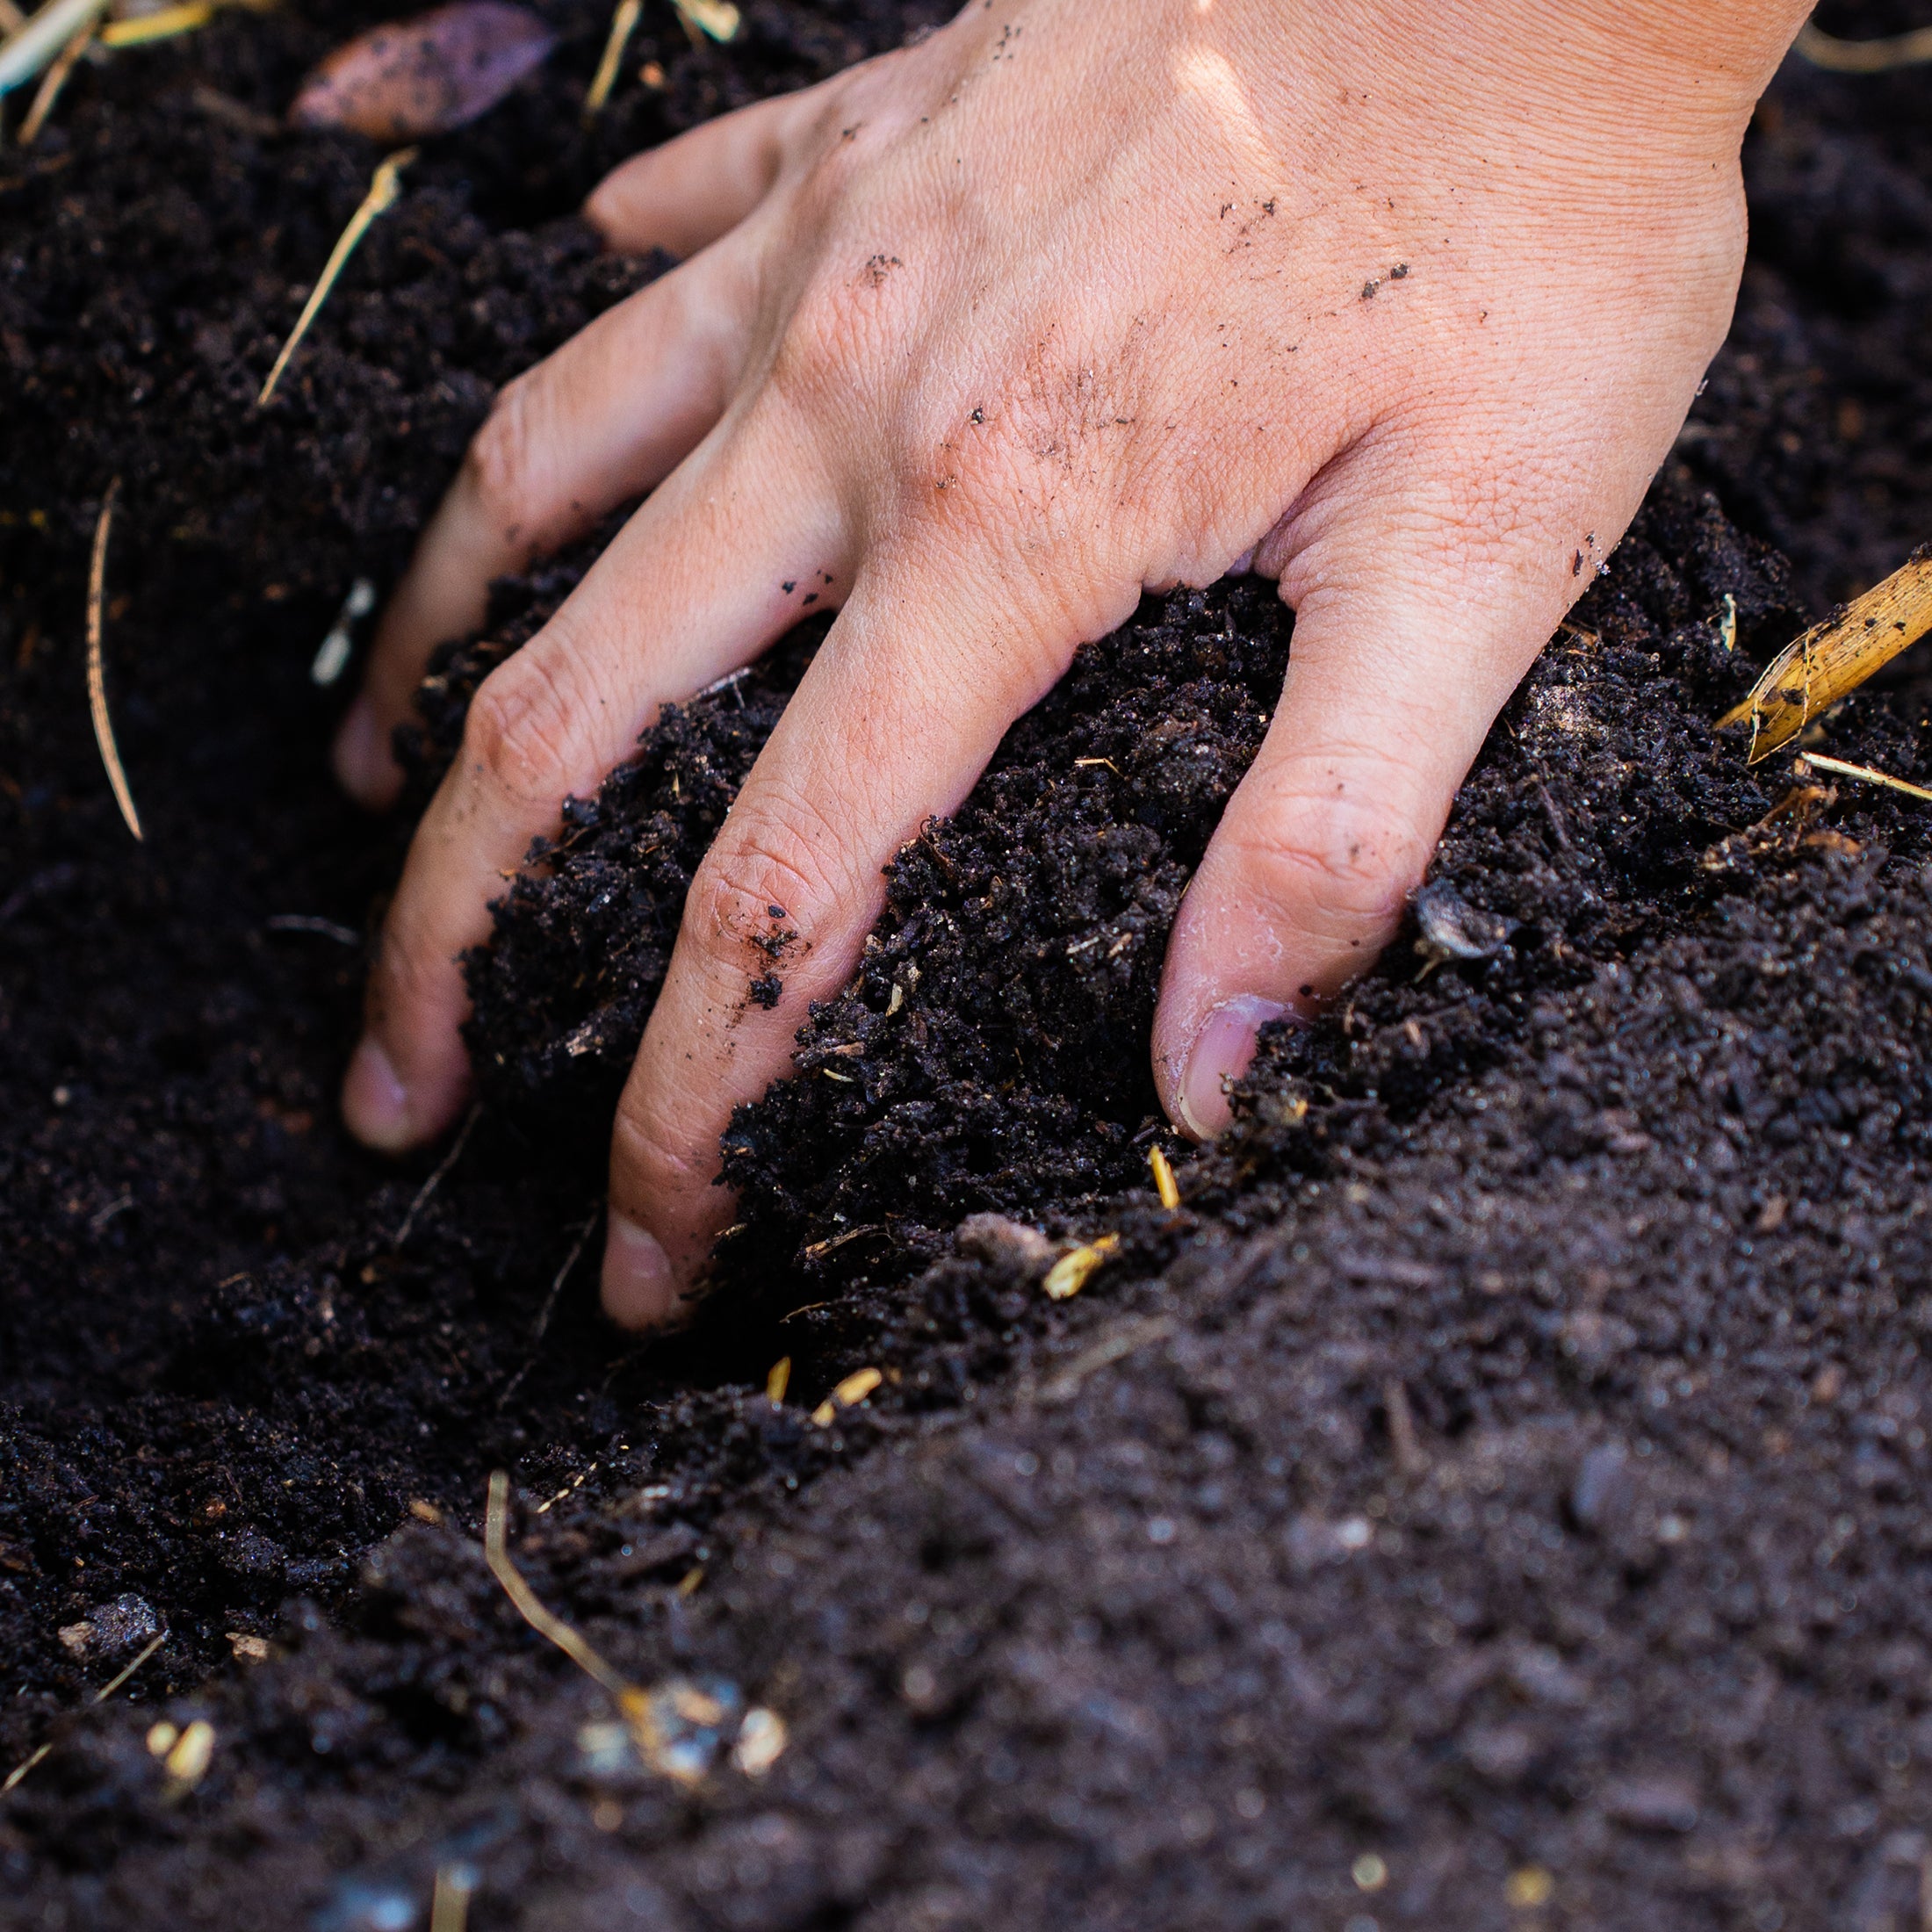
[6,2,1932,1927]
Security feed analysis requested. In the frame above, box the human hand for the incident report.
[335,0,1807,1327]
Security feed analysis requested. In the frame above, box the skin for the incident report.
[334,0,1812,1329]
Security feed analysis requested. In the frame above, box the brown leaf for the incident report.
[291,2,554,142]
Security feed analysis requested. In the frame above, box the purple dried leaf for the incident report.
[291,2,554,142]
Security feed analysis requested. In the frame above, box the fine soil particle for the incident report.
[7,2,1932,1928]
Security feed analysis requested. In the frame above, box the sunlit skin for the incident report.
[334,0,1812,1328]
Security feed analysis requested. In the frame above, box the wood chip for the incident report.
[1718,548,1932,761]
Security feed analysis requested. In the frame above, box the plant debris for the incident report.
[0,0,106,96]
[1795,752,1932,804]
[1148,1143,1179,1209]
[670,0,735,44]
[289,0,553,141]
[83,476,141,840]
[1042,1233,1120,1301]
[581,0,638,119]
[14,11,91,143]
[1718,545,1932,761]
[1795,18,1932,73]
[258,147,415,405]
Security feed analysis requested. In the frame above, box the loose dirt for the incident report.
[5,2,1932,1927]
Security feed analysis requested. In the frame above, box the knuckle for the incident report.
[681,802,852,975]
[464,377,548,544]
[461,649,588,807]
[1230,757,1434,941]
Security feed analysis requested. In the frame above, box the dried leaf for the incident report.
[291,1,553,142]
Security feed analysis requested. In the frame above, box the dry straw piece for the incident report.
[100,2,213,47]
[581,0,638,118]
[84,477,144,840]
[1717,547,1932,761]
[1795,753,1932,804]
[0,0,108,96]
[3,1629,164,1792]
[1148,1143,1180,1210]
[259,147,416,405]
[14,12,93,143]
[1796,19,1932,72]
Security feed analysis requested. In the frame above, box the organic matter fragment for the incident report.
[581,0,638,119]
[290,1,552,141]
[1796,19,1932,72]
[84,478,142,841]
[0,0,107,97]
[1148,1143,1180,1209]
[1042,1233,1120,1301]
[671,0,735,43]
[258,148,415,405]
[14,12,92,144]
[1718,547,1932,761]
[811,1364,881,1424]
[99,3,215,49]
[1794,753,1932,804]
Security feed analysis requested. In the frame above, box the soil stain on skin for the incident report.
[8,1,1932,1926]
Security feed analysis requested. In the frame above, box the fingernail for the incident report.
[342,1034,415,1150]
[602,1211,679,1331]
[1176,995,1288,1141]
[331,696,390,808]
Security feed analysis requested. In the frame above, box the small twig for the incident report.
[581,0,639,119]
[1796,753,1932,804]
[15,12,92,144]
[258,148,415,405]
[1795,19,1932,73]
[84,477,141,840]
[1718,548,1932,761]
[2,1630,164,1792]
[0,0,107,96]
[393,1104,479,1249]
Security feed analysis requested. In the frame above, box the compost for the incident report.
[6,1,1932,1925]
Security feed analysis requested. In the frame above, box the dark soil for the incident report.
[6,1,1932,1926]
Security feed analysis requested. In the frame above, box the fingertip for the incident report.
[1169,994,1290,1142]
[601,1210,683,1330]
[342,1034,419,1151]
[333,695,403,811]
